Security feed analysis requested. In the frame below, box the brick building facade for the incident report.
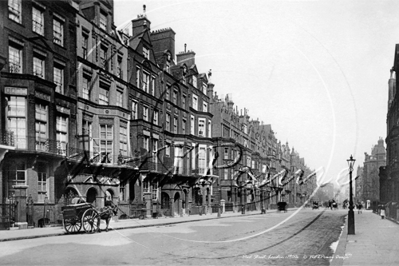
[0,1,316,228]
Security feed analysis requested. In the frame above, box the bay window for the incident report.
[7,95,26,148]
[56,116,68,155]
[33,55,45,78]
[100,124,113,163]
[54,65,64,94]
[35,103,48,151]
[9,44,22,73]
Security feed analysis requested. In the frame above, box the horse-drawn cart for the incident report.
[61,201,99,233]
[61,197,118,233]
[277,202,287,212]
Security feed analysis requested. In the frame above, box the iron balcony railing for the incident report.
[1,131,15,146]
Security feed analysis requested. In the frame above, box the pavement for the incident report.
[2,208,399,266]
[331,209,399,266]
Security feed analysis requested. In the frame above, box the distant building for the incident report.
[382,47,399,213]
[359,138,386,206]
[355,166,364,201]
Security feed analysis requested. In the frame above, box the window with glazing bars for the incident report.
[7,95,26,148]
[100,45,108,69]
[117,55,123,78]
[33,56,45,78]
[119,125,127,156]
[53,18,64,46]
[82,75,90,100]
[32,6,44,35]
[54,66,64,94]
[116,90,123,107]
[35,103,48,151]
[132,101,138,119]
[37,163,48,202]
[82,32,88,59]
[99,10,107,31]
[8,44,22,73]
[99,87,109,105]
[100,124,113,163]
[8,0,21,23]
[56,116,68,155]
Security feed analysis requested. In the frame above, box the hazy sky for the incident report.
[114,0,397,184]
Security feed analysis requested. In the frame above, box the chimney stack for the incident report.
[176,45,195,66]
[132,7,151,37]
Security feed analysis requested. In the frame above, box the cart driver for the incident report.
[104,191,113,208]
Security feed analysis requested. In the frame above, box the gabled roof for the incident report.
[199,73,208,83]
[188,64,198,75]
[130,29,152,50]
[129,31,145,50]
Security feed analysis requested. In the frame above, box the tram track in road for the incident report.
[192,209,329,260]
[121,209,346,263]
[0,209,346,266]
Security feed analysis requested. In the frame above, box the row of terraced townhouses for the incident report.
[0,0,315,229]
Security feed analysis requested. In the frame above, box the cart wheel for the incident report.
[64,217,82,233]
[82,209,99,233]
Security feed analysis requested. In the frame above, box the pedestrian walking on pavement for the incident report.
[380,206,386,219]
[358,203,362,214]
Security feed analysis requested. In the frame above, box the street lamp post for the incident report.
[218,181,221,218]
[347,155,356,235]
[241,180,245,214]
[43,194,48,226]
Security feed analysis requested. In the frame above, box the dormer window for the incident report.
[143,47,150,59]
[192,75,197,88]
[202,83,207,94]
[164,52,171,72]
[182,65,187,84]
[243,124,248,134]
[100,10,107,31]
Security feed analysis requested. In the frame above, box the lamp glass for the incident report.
[347,155,356,171]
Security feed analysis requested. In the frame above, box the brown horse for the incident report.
[95,204,118,233]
